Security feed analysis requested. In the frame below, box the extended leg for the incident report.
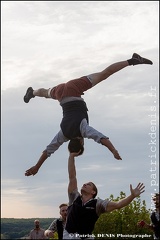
[24,53,152,103]
[88,53,153,86]
[24,87,50,103]
[88,60,128,86]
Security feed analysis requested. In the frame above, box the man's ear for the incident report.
[91,190,96,196]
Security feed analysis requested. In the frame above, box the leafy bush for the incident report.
[93,192,153,239]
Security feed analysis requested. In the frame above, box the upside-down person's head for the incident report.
[68,138,84,155]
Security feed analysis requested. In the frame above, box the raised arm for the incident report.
[106,183,145,212]
[68,152,80,194]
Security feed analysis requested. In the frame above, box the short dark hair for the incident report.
[68,139,84,155]
[152,193,160,201]
[59,203,68,209]
[91,182,98,198]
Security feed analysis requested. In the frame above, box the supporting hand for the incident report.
[69,150,81,158]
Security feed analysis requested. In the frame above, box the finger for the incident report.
[137,182,144,189]
[130,184,132,191]
[115,154,122,160]
[139,183,145,190]
[137,182,141,188]
[25,170,32,176]
[140,189,145,194]
[141,183,145,188]
[140,184,145,189]
[25,172,30,176]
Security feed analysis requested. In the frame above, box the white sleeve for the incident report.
[45,130,68,156]
[48,219,57,232]
[96,198,110,216]
[80,119,109,143]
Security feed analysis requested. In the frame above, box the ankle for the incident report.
[127,58,133,65]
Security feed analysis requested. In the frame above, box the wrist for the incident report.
[112,148,117,154]
[35,164,40,170]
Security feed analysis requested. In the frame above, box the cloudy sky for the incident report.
[1,1,159,220]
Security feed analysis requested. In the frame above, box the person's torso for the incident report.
[151,211,160,238]
[60,100,89,139]
[65,195,98,235]
[30,229,45,239]
[56,218,64,239]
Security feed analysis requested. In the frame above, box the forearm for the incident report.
[68,153,78,193]
[100,138,122,160]
[25,150,48,176]
[116,194,134,209]
[35,150,48,170]
[100,138,116,153]
[68,154,76,179]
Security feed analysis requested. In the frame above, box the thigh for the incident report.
[87,72,105,86]
[50,77,92,101]
[65,76,92,96]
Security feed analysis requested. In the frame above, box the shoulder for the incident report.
[51,219,58,224]
[97,197,110,205]
[29,229,35,235]
[48,219,58,230]
[68,189,80,205]
[96,198,111,215]
[56,218,62,222]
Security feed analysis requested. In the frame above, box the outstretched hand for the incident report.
[25,166,39,176]
[130,183,145,197]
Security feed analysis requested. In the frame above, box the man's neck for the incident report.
[34,227,40,230]
[61,217,66,222]
[81,194,93,205]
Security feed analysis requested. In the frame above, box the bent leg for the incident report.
[88,60,129,86]
[33,88,51,98]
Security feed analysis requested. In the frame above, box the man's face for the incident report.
[81,182,96,196]
[34,220,40,229]
[60,206,68,219]
[155,195,160,209]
